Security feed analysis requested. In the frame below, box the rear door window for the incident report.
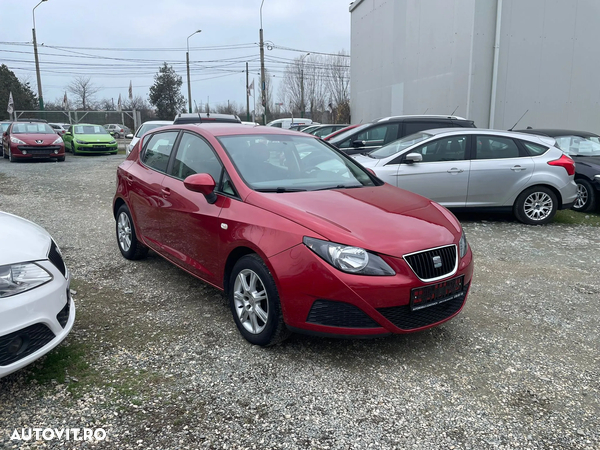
[475,136,522,159]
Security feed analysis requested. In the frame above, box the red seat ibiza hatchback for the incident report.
[113,124,474,346]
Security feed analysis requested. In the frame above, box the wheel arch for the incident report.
[222,246,258,297]
[516,183,563,208]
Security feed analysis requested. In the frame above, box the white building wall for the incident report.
[350,0,600,133]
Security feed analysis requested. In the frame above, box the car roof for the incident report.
[165,123,313,138]
[515,128,600,138]
[374,115,468,122]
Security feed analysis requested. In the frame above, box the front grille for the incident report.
[307,300,379,328]
[377,283,469,330]
[18,146,61,154]
[56,297,70,328]
[48,240,66,278]
[0,324,56,367]
[404,245,457,281]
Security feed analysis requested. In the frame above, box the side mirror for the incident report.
[365,168,377,176]
[3,132,7,137]
[404,153,423,164]
[184,173,217,204]
[352,140,365,147]
[595,174,600,182]
[64,132,72,136]
[126,133,133,139]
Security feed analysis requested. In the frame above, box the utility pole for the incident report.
[187,30,201,113]
[300,53,310,118]
[32,0,47,111]
[246,62,250,122]
[259,0,267,124]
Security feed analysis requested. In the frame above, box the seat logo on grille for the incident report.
[35,140,44,144]
[432,255,442,269]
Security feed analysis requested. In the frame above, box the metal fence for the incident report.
[13,110,142,132]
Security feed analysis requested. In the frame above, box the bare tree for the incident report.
[325,51,351,123]
[67,76,101,110]
[215,101,239,115]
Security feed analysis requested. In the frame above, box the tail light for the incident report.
[547,154,575,176]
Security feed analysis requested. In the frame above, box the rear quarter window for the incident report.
[520,141,549,156]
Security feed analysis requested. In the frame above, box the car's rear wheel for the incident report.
[573,179,595,212]
[116,204,148,260]
[229,254,290,346]
[514,186,557,225]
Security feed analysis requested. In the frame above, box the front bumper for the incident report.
[270,243,474,337]
[0,260,75,378]
[11,144,65,159]
[74,142,118,153]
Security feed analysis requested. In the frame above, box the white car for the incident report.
[0,212,75,378]
[126,120,172,155]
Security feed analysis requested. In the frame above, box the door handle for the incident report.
[447,168,464,174]
[510,165,526,171]
[161,187,171,196]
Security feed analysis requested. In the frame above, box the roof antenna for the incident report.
[508,110,528,131]
[450,106,459,116]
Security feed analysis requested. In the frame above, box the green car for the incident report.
[63,124,118,155]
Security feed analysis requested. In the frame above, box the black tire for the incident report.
[513,186,558,225]
[110,151,118,155]
[8,149,15,163]
[71,142,77,154]
[2,146,7,159]
[229,254,290,346]
[57,156,65,162]
[573,179,596,212]
[116,204,148,260]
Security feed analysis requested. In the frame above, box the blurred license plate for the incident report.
[410,276,464,311]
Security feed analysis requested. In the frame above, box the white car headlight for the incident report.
[52,136,63,145]
[76,139,87,144]
[459,230,468,258]
[0,262,52,298]
[10,136,26,145]
[303,237,395,276]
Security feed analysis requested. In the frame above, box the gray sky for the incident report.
[2,0,352,112]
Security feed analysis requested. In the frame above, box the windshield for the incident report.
[553,135,600,156]
[218,134,377,191]
[12,123,56,134]
[135,123,170,138]
[329,123,370,143]
[369,132,433,159]
[74,125,108,135]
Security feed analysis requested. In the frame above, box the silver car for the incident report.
[353,129,578,225]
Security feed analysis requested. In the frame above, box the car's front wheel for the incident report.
[229,254,290,346]
[514,186,557,225]
[573,179,596,212]
[2,146,7,159]
[116,204,148,260]
[8,149,15,163]
[71,142,77,154]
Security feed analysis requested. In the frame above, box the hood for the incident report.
[352,154,382,168]
[245,184,462,257]
[75,134,114,143]
[0,212,51,265]
[14,133,60,145]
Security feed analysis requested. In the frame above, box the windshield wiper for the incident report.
[255,187,308,193]
[314,184,364,191]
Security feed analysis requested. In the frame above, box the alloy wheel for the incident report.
[233,269,269,335]
[117,212,132,252]
[574,183,589,210]
[523,191,553,221]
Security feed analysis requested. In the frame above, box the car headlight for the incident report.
[109,140,116,144]
[0,262,53,298]
[75,139,87,144]
[52,136,63,145]
[303,237,395,276]
[459,230,468,258]
[10,136,25,145]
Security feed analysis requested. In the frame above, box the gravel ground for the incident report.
[0,155,598,449]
